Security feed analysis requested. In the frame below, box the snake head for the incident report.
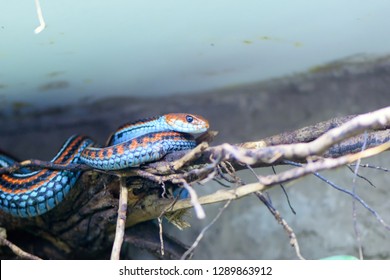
[164,113,209,134]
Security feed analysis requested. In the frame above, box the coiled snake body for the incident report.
[0,113,209,218]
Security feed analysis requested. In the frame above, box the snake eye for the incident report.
[186,115,194,123]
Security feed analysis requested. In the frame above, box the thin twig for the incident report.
[212,177,233,188]
[181,200,231,260]
[351,131,368,260]
[346,165,376,188]
[258,142,390,186]
[285,160,390,231]
[142,142,209,174]
[255,192,304,260]
[350,163,389,172]
[158,217,164,256]
[0,235,42,260]
[178,180,205,219]
[34,0,46,34]
[271,165,296,214]
[171,142,209,171]
[216,164,239,185]
[220,161,243,185]
[110,177,128,260]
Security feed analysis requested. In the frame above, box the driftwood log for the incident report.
[0,107,389,260]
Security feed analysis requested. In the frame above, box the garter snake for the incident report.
[0,113,209,217]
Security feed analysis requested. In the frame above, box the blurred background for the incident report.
[1,1,389,259]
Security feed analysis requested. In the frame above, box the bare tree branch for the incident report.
[110,177,128,260]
